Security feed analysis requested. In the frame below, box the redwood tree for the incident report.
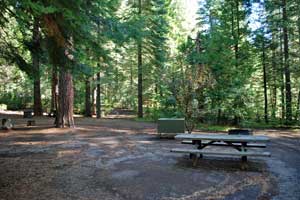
[57,67,74,127]
[137,0,143,118]
[85,78,92,117]
[96,71,101,119]
[32,17,43,116]
[282,0,292,123]
[43,14,75,128]
[50,65,58,113]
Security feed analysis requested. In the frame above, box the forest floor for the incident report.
[0,111,299,200]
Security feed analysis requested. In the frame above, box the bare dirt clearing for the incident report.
[0,113,299,200]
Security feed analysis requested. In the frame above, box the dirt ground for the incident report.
[0,111,299,200]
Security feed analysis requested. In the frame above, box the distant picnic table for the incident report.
[171,133,271,166]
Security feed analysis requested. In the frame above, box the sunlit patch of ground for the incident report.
[0,112,299,200]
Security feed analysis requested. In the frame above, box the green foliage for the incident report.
[0,0,299,127]
[0,64,33,109]
[196,123,234,132]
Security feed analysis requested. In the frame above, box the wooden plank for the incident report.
[181,140,266,148]
[181,140,193,144]
[175,134,270,142]
[170,148,271,157]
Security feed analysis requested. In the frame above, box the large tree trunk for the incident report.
[32,17,43,116]
[33,74,42,116]
[85,78,92,117]
[296,89,300,122]
[230,0,239,67]
[130,63,134,109]
[51,65,58,112]
[262,40,268,123]
[279,28,285,123]
[137,42,143,118]
[137,0,143,118]
[298,11,300,123]
[57,68,74,128]
[51,65,58,125]
[42,14,75,127]
[271,47,277,120]
[96,71,101,118]
[91,77,96,115]
[234,0,239,65]
[282,0,292,123]
[231,0,240,123]
[195,33,205,122]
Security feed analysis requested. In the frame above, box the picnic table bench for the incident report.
[171,133,271,166]
[181,140,267,148]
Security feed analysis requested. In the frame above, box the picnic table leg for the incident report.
[196,140,203,158]
[242,156,247,162]
[192,154,199,166]
[189,153,194,159]
[241,142,247,162]
[188,153,199,166]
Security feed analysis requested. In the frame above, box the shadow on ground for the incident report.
[0,113,299,200]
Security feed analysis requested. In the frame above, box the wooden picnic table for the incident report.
[171,133,271,165]
[175,133,270,143]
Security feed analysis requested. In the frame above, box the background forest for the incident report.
[0,0,299,127]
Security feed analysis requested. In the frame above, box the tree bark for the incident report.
[51,65,58,125]
[262,40,268,123]
[282,0,292,123]
[234,0,239,65]
[230,0,239,68]
[57,68,74,128]
[51,65,58,112]
[91,77,96,115]
[271,47,277,120]
[279,28,285,122]
[33,74,42,116]
[217,109,221,124]
[231,0,240,123]
[130,63,134,109]
[96,71,101,118]
[297,6,300,123]
[297,89,300,122]
[42,13,75,127]
[32,17,43,116]
[85,78,92,117]
[137,0,143,118]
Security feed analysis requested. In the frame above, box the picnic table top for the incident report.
[175,133,270,143]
